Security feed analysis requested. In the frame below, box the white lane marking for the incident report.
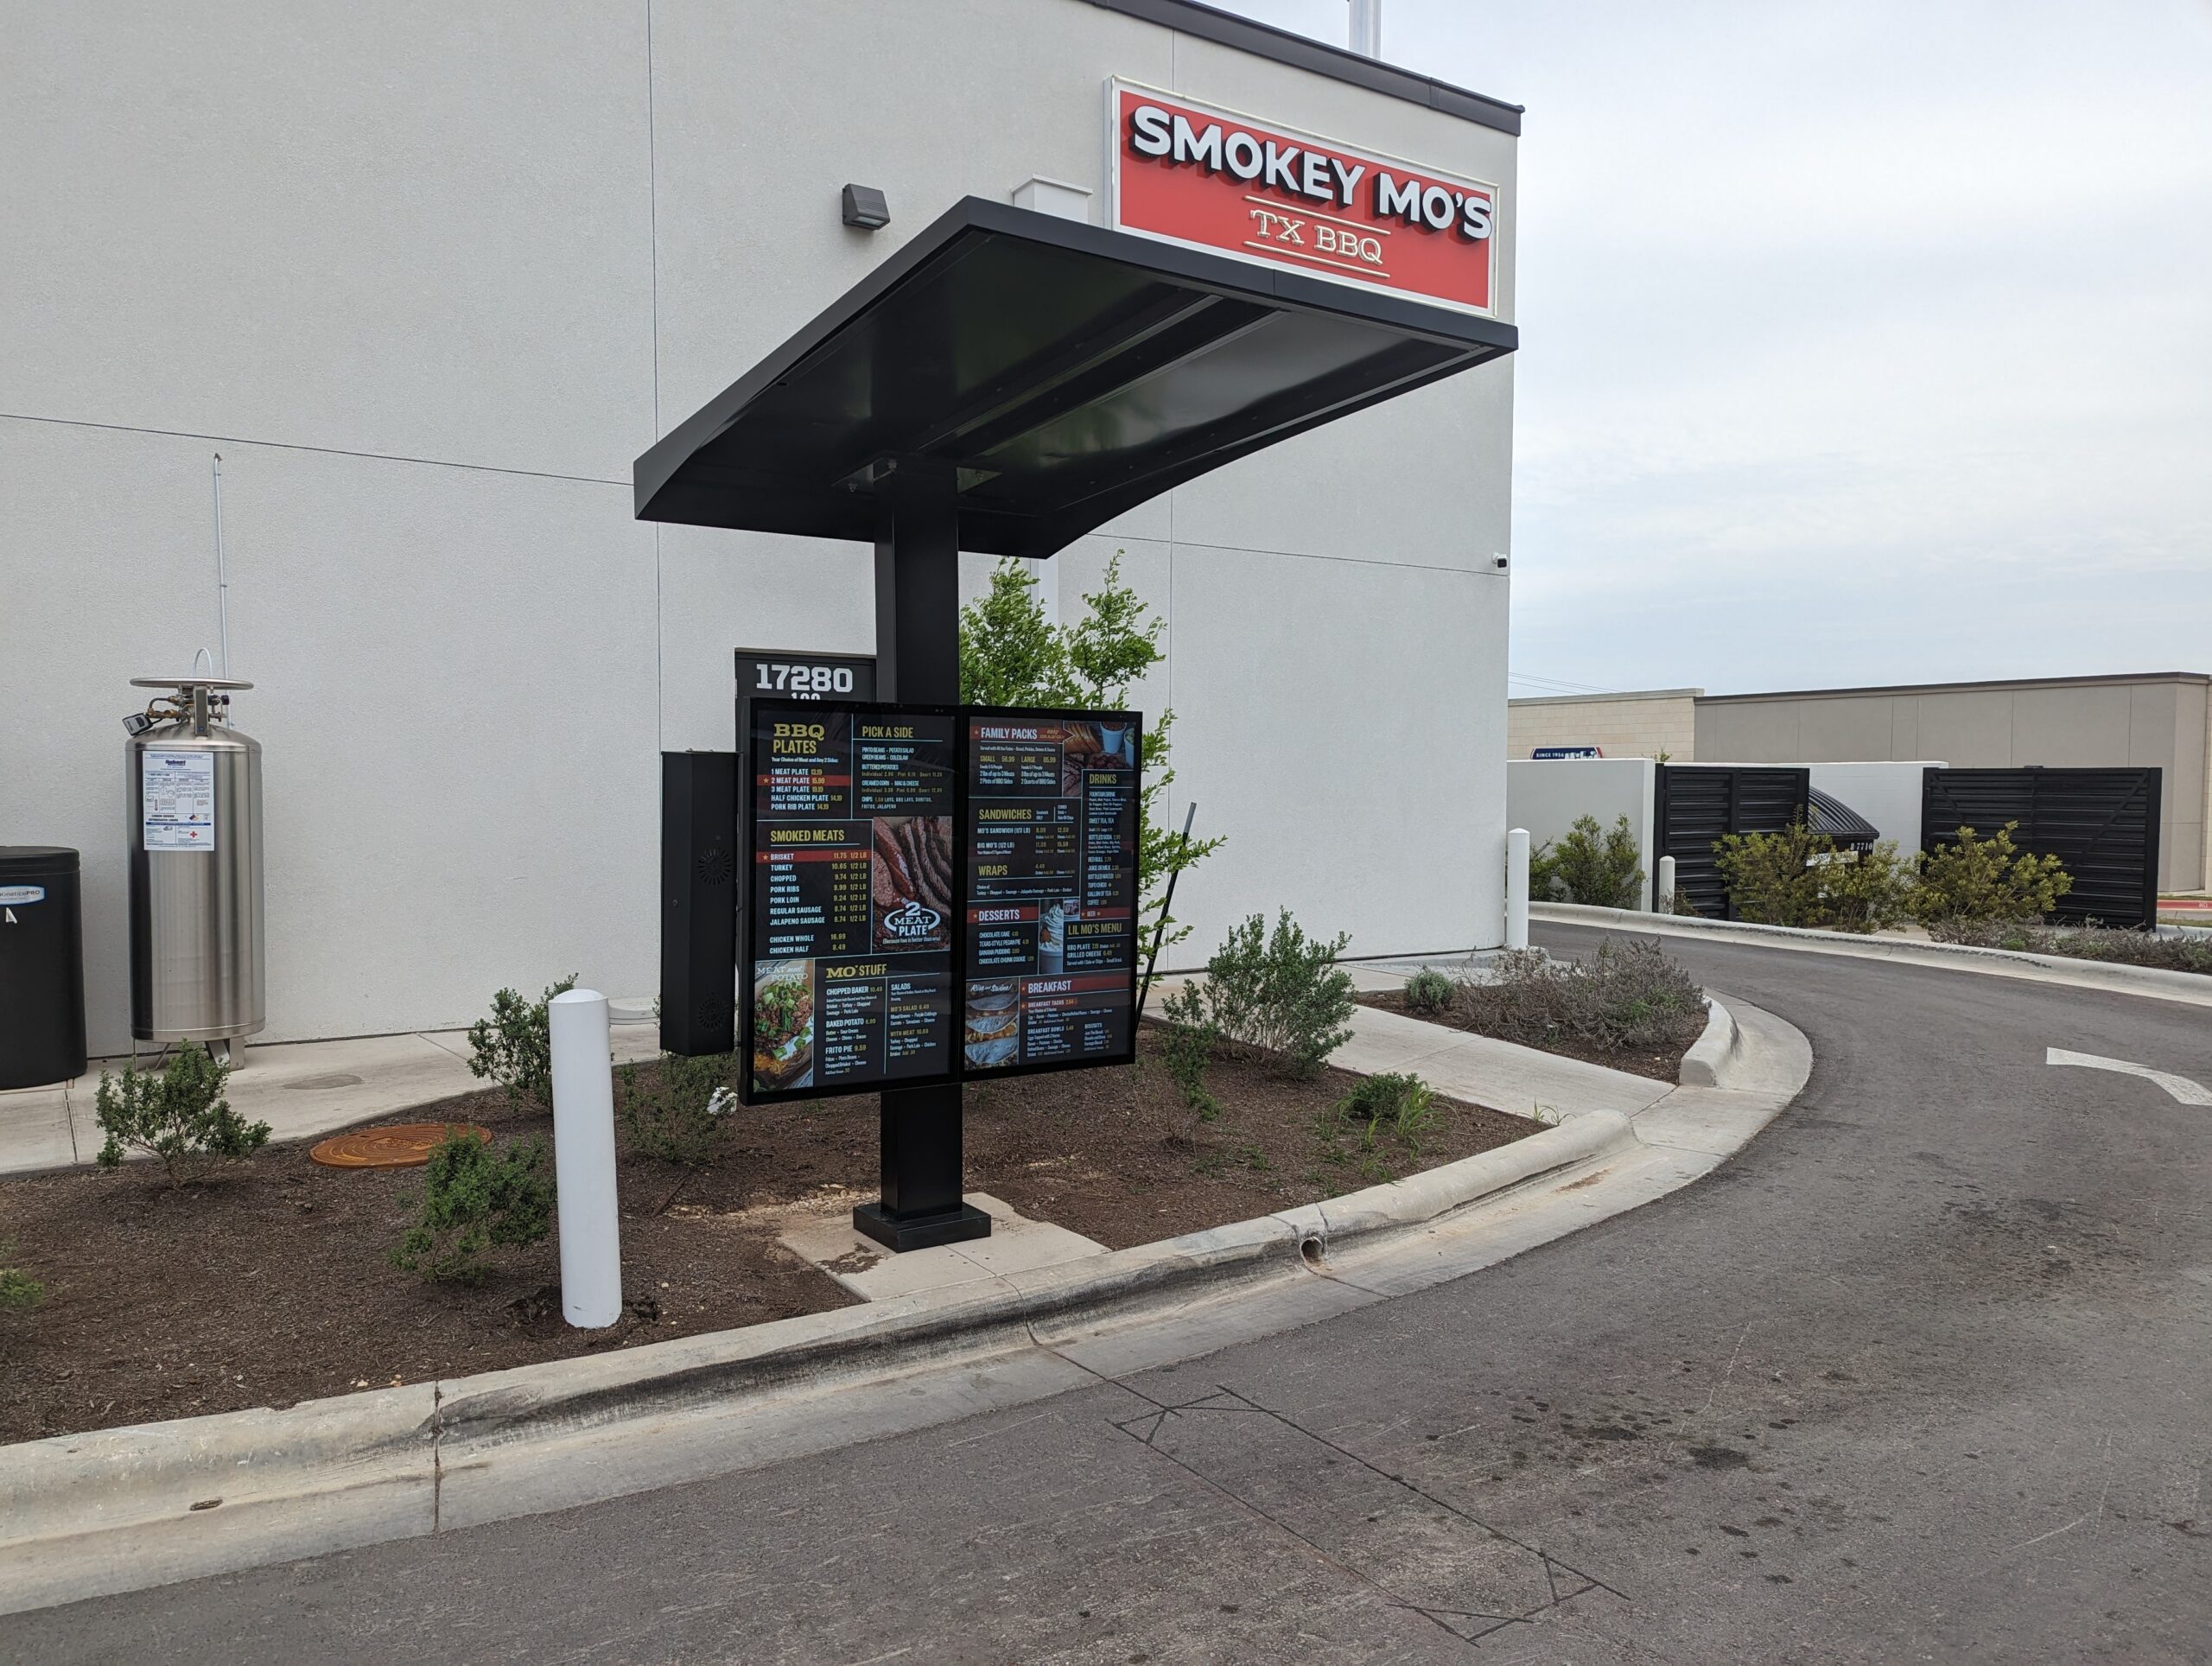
[2047,1048,2212,1106]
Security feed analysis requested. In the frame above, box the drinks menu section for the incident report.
[964,715,1141,1074]
[747,705,957,1098]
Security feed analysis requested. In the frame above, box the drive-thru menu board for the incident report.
[741,701,1141,1102]
[964,711,1141,1078]
[745,703,960,1102]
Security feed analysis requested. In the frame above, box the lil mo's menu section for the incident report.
[963,714,1141,1073]
[747,703,957,1100]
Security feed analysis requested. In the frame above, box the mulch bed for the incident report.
[0,1026,1532,1444]
[1355,989,1694,1083]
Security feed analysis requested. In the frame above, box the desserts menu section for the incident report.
[747,703,957,1099]
[964,715,1141,1074]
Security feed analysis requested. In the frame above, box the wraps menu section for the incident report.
[746,703,958,1100]
[964,714,1141,1074]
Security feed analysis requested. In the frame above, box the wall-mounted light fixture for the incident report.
[842,184,890,231]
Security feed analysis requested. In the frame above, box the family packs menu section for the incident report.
[747,703,957,1099]
[964,714,1141,1073]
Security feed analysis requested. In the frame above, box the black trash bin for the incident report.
[0,847,87,1090]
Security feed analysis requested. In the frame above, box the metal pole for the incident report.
[1348,0,1382,58]
[1657,855,1677,914]
[212,454,232,677]
[1139,800,1198,1012]
[854,469,990,1254]
[550,989,623,1327]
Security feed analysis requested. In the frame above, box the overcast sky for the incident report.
[1211,0,2212,696]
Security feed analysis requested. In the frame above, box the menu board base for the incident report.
[852,1199,993,1252]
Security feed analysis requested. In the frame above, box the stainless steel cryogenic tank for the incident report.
[125,676,264,1052]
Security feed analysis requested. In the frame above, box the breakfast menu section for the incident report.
[747,703,958,1100]
[964,714,1141,1074]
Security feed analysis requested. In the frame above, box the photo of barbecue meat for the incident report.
[871,816,954,948]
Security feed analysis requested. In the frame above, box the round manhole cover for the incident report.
[308,1123,492,1169]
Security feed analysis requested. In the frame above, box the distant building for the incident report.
[1507,688,1700,765]
[1509,672,2211,891]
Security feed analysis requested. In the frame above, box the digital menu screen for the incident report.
[963,711,1142,1078]
[743,702,960,1103]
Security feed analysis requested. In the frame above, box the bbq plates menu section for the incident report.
[964,715,1141,1073]
[747,704,957,1098]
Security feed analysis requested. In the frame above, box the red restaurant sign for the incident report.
[1107,81,1499,317]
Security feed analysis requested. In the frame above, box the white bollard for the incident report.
[1505,827,1530,950]
[549,989,623,1329]
[1656,855,1677,914]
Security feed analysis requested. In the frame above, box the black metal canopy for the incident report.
[634,196,1516,560]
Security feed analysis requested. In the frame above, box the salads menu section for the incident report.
[741,703,1142,1103]
[747,704,958,1099]
[964,715,1141,1074]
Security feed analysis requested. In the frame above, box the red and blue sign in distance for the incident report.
[1108,81,1499,317]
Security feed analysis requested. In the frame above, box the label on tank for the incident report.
[0,886,44,905]
[142,750,217,852]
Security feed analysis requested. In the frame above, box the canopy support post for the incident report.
[854,473,992,1253]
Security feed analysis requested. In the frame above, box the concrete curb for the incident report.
[1679,994,1740,1089]
[1535,901,2212,1009]
[0,1110,1637,1616]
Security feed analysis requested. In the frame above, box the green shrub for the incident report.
[1531,815,1644,909]
[467,976,578,1110]
[1179,911,1356,1078]
[1157,984,1223,1120]
[1713,823,1915,933]
[618,1052,736,1167]
[1913,823,2072,923]
[1929,917,2212,975]
[0,1244,41,1313]
[1455,941,1707,1056]
[94,1047,270,1188]
[1333,1071,1438,1153]
[1402,967,1455,1014]
[391,1129,556,1285]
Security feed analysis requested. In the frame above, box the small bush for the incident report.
[1455,941,1707,1056]
[1913,823,2071,923]
[619,1052,736,1167]
[1158,984,1223,1120]
[0,1244,42,1313]
[1929,917,2212,975]
[1713,823,1915,933]
[1179,911,1356,1078]
[467,976,578,1110]
[1333,1071,1438,1153]
[391,1130,556,1286]
[94,1047,270,1188]
[1403,968,1455,1014]
[1531,815,1644,909]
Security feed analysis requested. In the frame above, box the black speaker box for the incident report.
[660,752,737,1056]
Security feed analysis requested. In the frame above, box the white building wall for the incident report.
[1805,763,1949,855]
[1,0,1517,1055]
[1506,760,1658,910]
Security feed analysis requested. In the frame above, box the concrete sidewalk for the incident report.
[0,1017,664,1177]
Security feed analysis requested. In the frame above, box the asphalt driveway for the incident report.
[14,925,2211,1663]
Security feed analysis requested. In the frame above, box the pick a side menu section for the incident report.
[748,705,957,1097]
[964,715,1140,1072]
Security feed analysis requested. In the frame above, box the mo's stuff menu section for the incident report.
[746,703,958,1100]
[963,713,1141,1075]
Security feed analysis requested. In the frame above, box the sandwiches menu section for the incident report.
[747,704,958,1099]
[964,715,1141,1074]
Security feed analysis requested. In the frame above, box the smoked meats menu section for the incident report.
[745,703,958,1102]
[964,712,1141,1077]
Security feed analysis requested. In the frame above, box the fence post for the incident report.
[1505,827,1530,950]
[550,989,623,1329]
[1656,855,1676,914]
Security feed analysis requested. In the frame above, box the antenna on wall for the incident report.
[211,452,232,676]
[1348,0,1382,58]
